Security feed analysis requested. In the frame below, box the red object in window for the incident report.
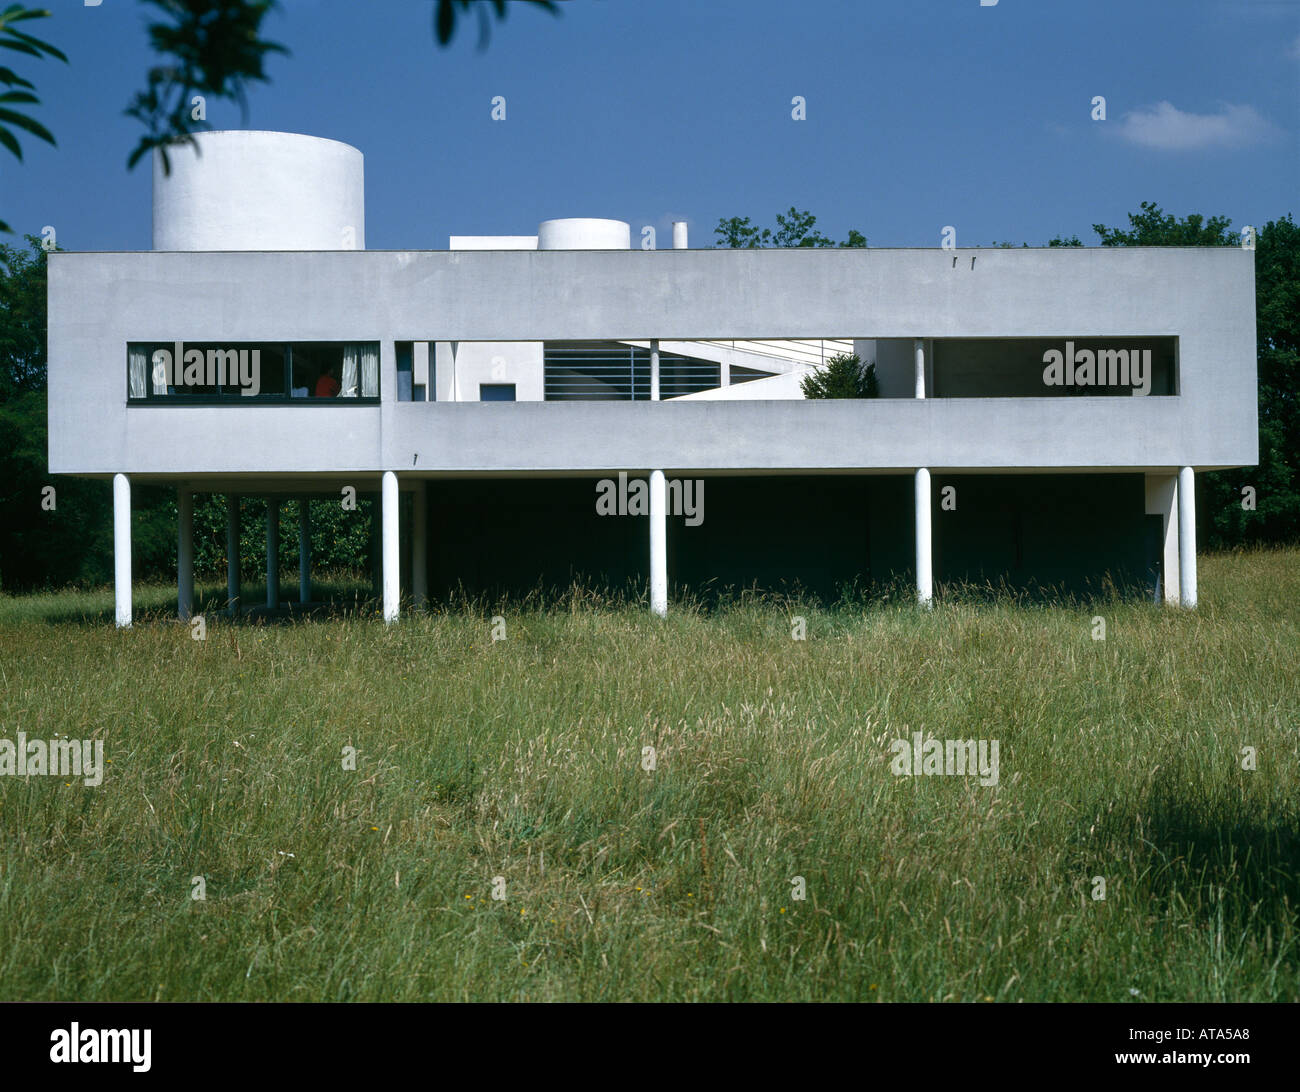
[315,374,340,398]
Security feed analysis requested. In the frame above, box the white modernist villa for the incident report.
[47,131,1258,625]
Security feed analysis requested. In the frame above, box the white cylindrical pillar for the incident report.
[113,473,132,629]
[649,470,668,617]
[672,221,688,249]
[382,471,400,623]
[177,487,194,621]
[412,481,428,610]
[298,498,311,605]
[914,338,926,399]
[226,494,241,615]
[1178,466,1197,608]
[915,468,933,606]
[650,339,660,402]
[266,499,280,609]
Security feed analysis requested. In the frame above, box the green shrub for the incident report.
[800,352,879,399]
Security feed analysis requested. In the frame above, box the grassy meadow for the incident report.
[0,549,1296,1002]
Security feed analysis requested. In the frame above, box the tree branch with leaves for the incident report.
[0,5,64,233]
[124,0,287,175]
[715,207,865,249]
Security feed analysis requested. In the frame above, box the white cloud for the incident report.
[1114,101,1282,151]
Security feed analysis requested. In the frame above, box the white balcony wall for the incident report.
[47,247,1257,478]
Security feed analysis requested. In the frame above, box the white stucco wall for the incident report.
[672,371,810,400]
[448,236,538,250]
[433,341,544,402]
[47,246,1257,478]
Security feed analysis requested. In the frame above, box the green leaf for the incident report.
[0,39,44,58]
[0,123,22,159]
[0,7,55,25]
[0,106,52,145]
[1,25,66,62]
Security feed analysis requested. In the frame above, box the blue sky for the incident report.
[2,0,1297,251]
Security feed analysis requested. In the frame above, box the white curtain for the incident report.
[129,346,148,399]
[151,348,170,395]
[341,346,359,398]
[360,343,379,398]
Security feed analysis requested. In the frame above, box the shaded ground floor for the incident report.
[101,468,1201,625]
[425,473,1160,602]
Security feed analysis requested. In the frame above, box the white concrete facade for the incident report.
[48,247,1258,473]
[46,132,1258,623]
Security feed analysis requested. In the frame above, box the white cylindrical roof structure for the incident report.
[672,221,688,249]
[152,131,365,251]
[536,218,630,250]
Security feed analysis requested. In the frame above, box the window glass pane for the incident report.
[210,344,285,397]
[295,343,344,398]
[397,342,413,402]
[126,341,377,401]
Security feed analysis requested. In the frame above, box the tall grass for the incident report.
[0,549,1296,1001]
